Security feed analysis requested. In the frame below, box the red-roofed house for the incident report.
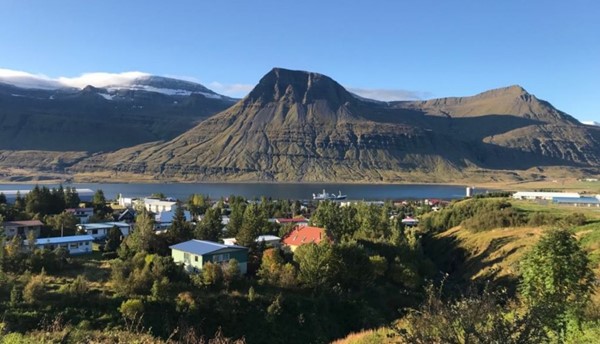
[282,226,332,252]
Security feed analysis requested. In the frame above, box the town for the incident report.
[1,185,598,343]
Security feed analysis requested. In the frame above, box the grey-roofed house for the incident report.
[77,222,132,239]
[29,235,95,255]
[2,220,43,238]
[552,196,600,207]
[170,239,248,274]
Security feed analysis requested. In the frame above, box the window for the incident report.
[69,243,78,249]
[92,229,98,234]
[194,255,199,262]
[213,253,230,263]
[183,252,190,262]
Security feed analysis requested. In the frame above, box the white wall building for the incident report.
[512,191,581,200]
[144,198,178,213]
[77,222,132,239]
[31,235,95,255]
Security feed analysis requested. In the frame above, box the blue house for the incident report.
[170,239,248,274]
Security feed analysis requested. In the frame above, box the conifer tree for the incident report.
[236,203,267,248]
[195,207,222,242]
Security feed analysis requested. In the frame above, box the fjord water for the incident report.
[0,183,476,201]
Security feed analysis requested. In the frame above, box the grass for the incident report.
[330,327,395,344]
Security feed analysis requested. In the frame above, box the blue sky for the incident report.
[0,0,598,121]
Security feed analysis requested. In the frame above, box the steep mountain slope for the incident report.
[0,76,235,152]
[70,68,600,182]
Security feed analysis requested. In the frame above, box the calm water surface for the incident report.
[0,182,487,201]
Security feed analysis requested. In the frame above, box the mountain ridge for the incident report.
[66,67,598,183]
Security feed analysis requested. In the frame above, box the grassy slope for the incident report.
[334,199,600,344]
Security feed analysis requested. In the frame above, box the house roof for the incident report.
[276,217,308,223]
[553,197,600,204]
[66,208,94,212]
[79,222,131,230]
[401,217,419,223]
[170,239,247,256]
[2,220,44,227]
[282,226,330,246]
[34,235,95,245]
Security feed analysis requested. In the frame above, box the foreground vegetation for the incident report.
[1,190,600,343]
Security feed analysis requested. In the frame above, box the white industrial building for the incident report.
[512,191,581,200]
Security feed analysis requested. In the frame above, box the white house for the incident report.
[144,198,178,213]
[66,207,94,224]
[223,235,282,247]
[30,235,95,255]
[77,222,131,239]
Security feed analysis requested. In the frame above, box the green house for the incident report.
[170,239,248,274]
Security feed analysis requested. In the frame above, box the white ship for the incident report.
[312,189,347,200]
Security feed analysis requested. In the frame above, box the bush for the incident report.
[119,298,144,321]
[23,273,45,304]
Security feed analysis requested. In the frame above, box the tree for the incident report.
[293,241,338,290]
[126,210,157,253]
[223,259,241,286]
[258,248,285,284]
[202,261,223,286]
[195,207,222,242]
[92,189,111,218]
[520,229,595,337]
[187,194,209,217]
[105,226,123,252]
[45,211,78,236]
[236,203,267,248]
[64,187,81,208]
[168,204,193,244]
[227,201,246,237]
[23,272,46,304]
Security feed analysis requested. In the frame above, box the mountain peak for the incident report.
[245,67,355,106]
[476,84,529,98]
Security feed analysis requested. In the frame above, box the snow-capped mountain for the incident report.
[0,69,234,101]
[0,71,236,152]
[582,121,600,126]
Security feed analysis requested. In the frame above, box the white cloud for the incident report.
[57,71,149,88]
[348,87,432,101]
[208,81,255,98]
[0,68,150,89]
[0,68,62,89]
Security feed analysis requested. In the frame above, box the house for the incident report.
[275,217,309,227]
[116,208,136,223]
[29,235,95,255]
[154,209,193,231]
[2,220,43,238]
[512,191,580,200]
[222,235,281,247]
[553,196,600,207]
[77,222,132,239]
[66,207,94,224]
[401,216,419,226]
[170,240,248,274]
[282,226,331,252]
[144,198,178,213]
